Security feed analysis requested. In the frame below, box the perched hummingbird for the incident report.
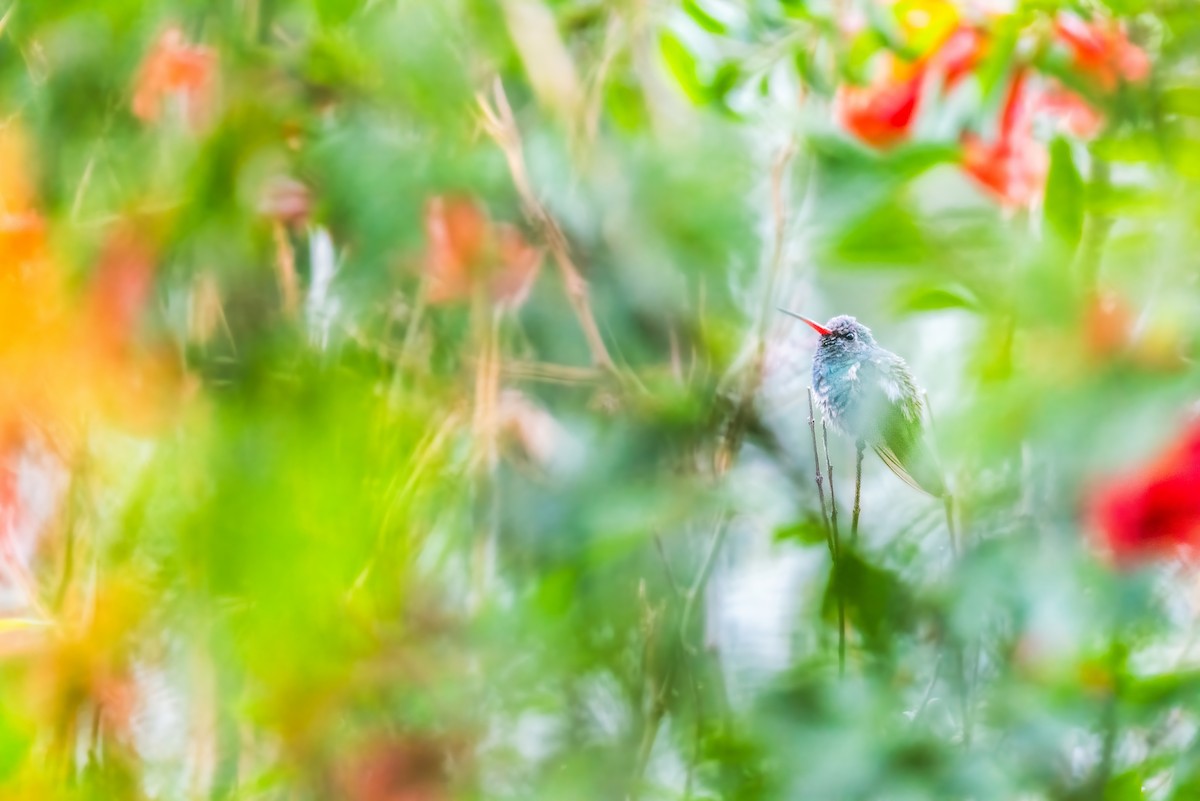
[780,311,946,498]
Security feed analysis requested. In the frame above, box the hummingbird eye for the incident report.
[846,331,856,341]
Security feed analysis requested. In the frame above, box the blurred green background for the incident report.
[0,1,1197,799]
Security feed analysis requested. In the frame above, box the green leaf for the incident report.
[1123,669,1200,710]
[1089,184,1166,217]
[683,0,727,34]
[845,30,886,83]
[706,60,742,106]
[1044,138,1084,251]
[822,551,915,655]
[827,200,932,268]
[1162,85,1200,116]
[896,283,981,313]
[774,513,829,546]
[314,0,365,25]
[1092,131,1162,164]
[660,31,705,104]
[1105,768,1149,801]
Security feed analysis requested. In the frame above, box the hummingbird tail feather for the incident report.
[873,443,944,499]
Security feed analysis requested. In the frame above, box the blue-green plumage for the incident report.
[784,312,945,498]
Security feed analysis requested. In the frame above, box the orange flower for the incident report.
[1053,13,1150,90]
[1084,291,1133,359]
[422,196,541,310]
[132,26,217,129]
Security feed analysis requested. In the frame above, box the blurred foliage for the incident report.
[0,1,1197,800]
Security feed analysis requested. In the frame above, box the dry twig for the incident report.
[477,78,615,372]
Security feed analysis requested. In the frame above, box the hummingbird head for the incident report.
[818,315,877,358]
[778,309,877,360]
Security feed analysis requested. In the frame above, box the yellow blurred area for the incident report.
[0,126,180,457]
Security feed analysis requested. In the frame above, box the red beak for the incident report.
[777,308,832,336]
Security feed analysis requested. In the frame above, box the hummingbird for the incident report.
[780,310,946,498]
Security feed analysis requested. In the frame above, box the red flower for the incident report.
[1037,85,1105,139]
[86,225,157,358]
[1087,422,1200,563]
[422,196,541,310]
[1053,13,1150,90]
[834,72,923,148]
[132,26,217,129]
[835,20,986,149]
[931,26,988,89]
[257,176,312,227]
[961,71,1047,206]
[336,736,453,801]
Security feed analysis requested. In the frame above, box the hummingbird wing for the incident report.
[858,357,947,498]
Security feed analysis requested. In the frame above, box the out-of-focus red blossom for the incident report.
[1087,421,1200,564]
[962,75,1107,205]
[132,26,217,129]
[930,26,988,88]
[337,737,451,801]
[961,71,1048,206]
[1037,85,1105,139]
[960,135,1046,205]
[835,72,923,148]
[258,175,312,227]
[422,196,542,310]
[834,15,985,148]
[85,225,158,358]
[1053,13,1150,90]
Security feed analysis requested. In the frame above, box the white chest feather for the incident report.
[882,375,904,402]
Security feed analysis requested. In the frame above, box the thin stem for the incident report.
[822,421,839,546]
[1091,631,1124,796]
[1075,157,1113,293]
[652,534,682,597]
[53,454,89,613]
[631,584,666,801]
[909,653,944,727]
[680,513,731,655]
[637,515,729,799]
[955,645,972,747]
[943,496,959,559]
[851,440,864,545]
[713,140,797,475]
[821,416,845,678]
[271,221,299,317]
[755,138,797,350]
[685,671,701,801]
[921,390,959,559]
[806,389,833,560]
